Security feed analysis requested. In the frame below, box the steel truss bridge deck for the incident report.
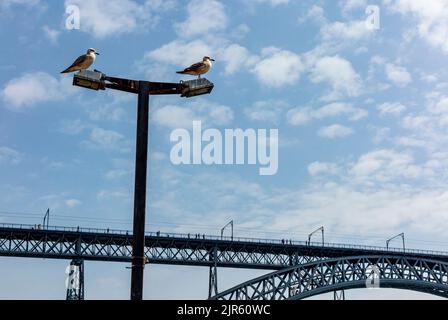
[2,224,448,300]
[1,224,448,270]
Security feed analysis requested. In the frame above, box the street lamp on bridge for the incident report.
[307,226,324,246]
[386,232,405,252]
[72,69,214,300]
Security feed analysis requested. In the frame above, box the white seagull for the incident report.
[61,48,100,74]
[177,56,215,78]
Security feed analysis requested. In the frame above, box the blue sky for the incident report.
[1,0,448,299]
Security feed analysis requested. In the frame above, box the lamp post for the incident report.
[220,220,234,240]
[307,226,324,246]
[386,232,405,252]
[72,70,214,300]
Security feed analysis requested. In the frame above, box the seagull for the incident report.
[61,48,100,74]
[177,56,215,78]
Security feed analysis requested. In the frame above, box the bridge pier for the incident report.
[334,290,345,300]
[66,259,85,300]
[208,247,218,298]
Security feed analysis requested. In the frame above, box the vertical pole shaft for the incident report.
[131,81,150,301]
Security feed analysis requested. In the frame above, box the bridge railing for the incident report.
[0,223,447,257]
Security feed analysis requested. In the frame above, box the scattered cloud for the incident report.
[321,20,373,41]
[153,99,234,129]
[64,0,171,38]
[0,147,22,165]
[308,161,340,176]
[244,100,289,123]
[251,47,304,87]
[349,149,424,182]
[175,0,228,38]
[318,124,354,139]
[145,39,214,68]
[219,44,257,75]
[287,102,367,126]
[58,119,90,135]
[66,199,82,207]
[249,0,290,6]
[378,102,407,116]
[385,0,448,54]
[0,0,41,8]
[385,63,412,87]
[82,127,130,153]
[42,25,60,44]
[309,55,362,100]
[340,0,367,12]
[1,72,75,111]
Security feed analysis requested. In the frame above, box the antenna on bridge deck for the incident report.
[221,220,234,241]
[308,226,324,246]
[43,208,50,230]
[386,233,405,252]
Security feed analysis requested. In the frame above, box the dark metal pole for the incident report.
[131,81,150,300]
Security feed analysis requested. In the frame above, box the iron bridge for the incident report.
[0,224,447,300]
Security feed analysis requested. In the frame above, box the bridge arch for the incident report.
[210,256,448,300]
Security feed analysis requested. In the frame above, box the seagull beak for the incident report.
[95,52,100,55]
[210,58,215,61]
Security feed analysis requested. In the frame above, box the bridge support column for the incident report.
[66,259,85,300]
[208,247,218,298]
[334,290,345,300]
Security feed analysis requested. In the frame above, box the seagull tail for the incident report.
[61,66,77,74]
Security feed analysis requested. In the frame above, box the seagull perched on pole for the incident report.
[177,56,215,78]
[61,48,100,74]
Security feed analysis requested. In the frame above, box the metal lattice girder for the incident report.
[1,225,448,271]
[210,256,448,300]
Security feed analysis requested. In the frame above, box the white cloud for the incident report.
[308,162,340,176]
[251,47,303,87]
[378,102,407,116]
[309,56,362,100]
[66,199,82,207]
[287,103,367,126]
[340,0,367,12]
[87,102,127,122]
[176,0,227,38]
[64,0,167,38]
[154,105,195,129]
[287,108,311,126]
[0,147,21,165]
[219,44,257,75]
[244,100,289,123]
[145,39,214,68]
[105,169,132,180]
[144,39,258,78]
[318,124,354,139]
[250,0,289,6]
[385,0,448,54]
[153,99,234,129]
[385,63,412,87]
[350,149,424,182]
[428,96,448,114]
[97,189,130,200]
[1,72,74,111]
[314,102,367,121]
[0,0,40,7]
[321,20,373,41]
[82,128,130,153]
[58,119,90,135]
[298,5,325,24]
[42,25,60,43]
